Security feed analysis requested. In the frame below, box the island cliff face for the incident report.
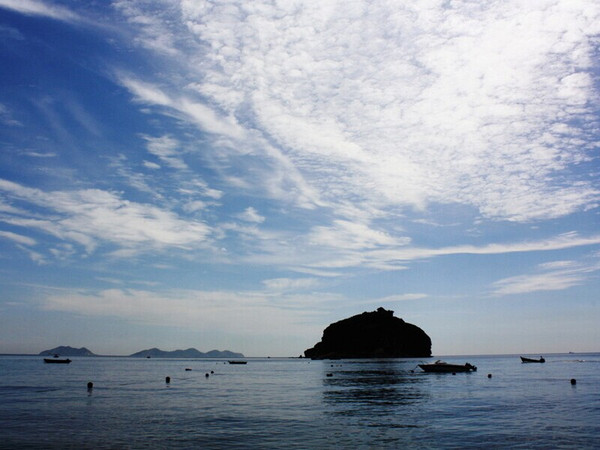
[304,308,432,359]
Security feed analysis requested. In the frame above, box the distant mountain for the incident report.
[39,346,96,357]
[130,347,244,358]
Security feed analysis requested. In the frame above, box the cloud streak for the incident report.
[0,179,212,256]
[491,259,600,295]
[0,0,79,22]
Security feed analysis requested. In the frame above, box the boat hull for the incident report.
[419,363,476,373]
[520,357,545,363]
[44,358,71,364]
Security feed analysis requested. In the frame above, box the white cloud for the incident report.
[309,220,405,250]
[359,293,428,304]
[143,135,188,170]
[115,0,600,223]
[0,179,212,256]
[0,0,79,22]
[236,207,265,224]
[491,259,600,296]
[0,230,36,246]
[143,160,161,170]
[119,76,246,140]
[364,232,600,266]
[262,277,320,292]
[0,103,22,127]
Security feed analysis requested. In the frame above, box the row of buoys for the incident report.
[484,373,576,385]
[85,374,579,388]
[166,370,216,384]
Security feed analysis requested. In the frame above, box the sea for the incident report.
[0,353,598,449]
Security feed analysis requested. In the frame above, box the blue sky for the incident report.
[0,0,599,357]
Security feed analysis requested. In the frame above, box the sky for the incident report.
[0,0,599,357]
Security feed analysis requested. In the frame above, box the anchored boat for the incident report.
[520,356,545,363]
[419,360,477,373]
[44,358,71,364]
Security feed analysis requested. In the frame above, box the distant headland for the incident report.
[39,346,96,357]
[130,348,244,358]
[304,307,432,359]
[39,346,244,358]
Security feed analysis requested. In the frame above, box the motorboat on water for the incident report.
[520,356,545,363]
[44,358,71,364]
[419,360,477,373]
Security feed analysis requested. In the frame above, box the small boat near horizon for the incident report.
[521,356,545,363]
[419,360,477,373]
[44,358,71,364]
[228,360,247,365]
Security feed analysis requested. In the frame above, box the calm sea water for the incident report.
[0,354,598,449]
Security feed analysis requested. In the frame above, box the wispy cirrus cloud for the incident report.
[0,230,36,246]
[118,76,246,140]
[0,0,79,22]
[143,135,188,170]
[362,232,600,267]
[262,277,321,293]
[0,179,212,257]
[491,259,600,296]
[236,207,265,224]
[0,103,22,127]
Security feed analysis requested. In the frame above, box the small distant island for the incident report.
[304,307,432,359]
[130,348,244,358]
[39,346,244,358]
[39,346,96,357]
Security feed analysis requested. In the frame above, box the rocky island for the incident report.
[38,346,244,358]
[130,348,244,358]
[39,346,96,357]
[304,307,432,359]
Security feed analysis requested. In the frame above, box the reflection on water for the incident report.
[321,360,428,417]
[1,355,598,448]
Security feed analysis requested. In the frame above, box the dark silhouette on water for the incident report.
[419,361,477,373]
[40,346,95,357]
[43,358,71,364]
[304,307,432,359]
[131,348,244,358]
[520,356,545,363]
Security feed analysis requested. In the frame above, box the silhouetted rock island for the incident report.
[130,348,244,358]
[304,307,432,359]
[39,346,96,357]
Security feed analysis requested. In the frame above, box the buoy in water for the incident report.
[205,373,209,378]
[87,381,93,389]
[165,376,171,384]
[571,378,576,385]
[487,374,492,378]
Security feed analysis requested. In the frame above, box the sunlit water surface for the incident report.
[1,354,598,448]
